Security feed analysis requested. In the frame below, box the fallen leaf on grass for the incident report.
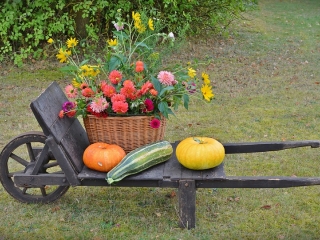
[50,206,60,212]
[261,205,271,210]
[165,191,176,198]
[155,212,161,217]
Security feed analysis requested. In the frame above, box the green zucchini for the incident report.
[106,141,173,184]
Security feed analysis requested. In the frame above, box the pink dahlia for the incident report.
[109,70,122,85]
[90,97,109,113]
[65,84,77,98]
[150,118,161,129]
[157,71,175,86]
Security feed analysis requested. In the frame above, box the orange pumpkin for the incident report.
[83,142,126,172]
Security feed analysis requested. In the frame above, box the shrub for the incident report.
[0,0,257,66]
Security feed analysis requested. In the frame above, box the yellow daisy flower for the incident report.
[47,38,54,44]
[72,78,82,88]
[188,67,196,78]
[201,84,214,102]
[202,72,210,85]
[66,37,78,48]
[89,65,100,77]
[80,65,92,77]
[56,48,71,63]
[107,39,118,47]
[148,18,154,31]
[132,11,141,21]
[137,24,146,33]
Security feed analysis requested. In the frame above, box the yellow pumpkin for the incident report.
[83,142,126,172]
[175,137,225,170]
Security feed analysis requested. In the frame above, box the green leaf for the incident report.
[158,101,169,118]
[159,86,174,97]
[113,31,129,40]
[108,56,121,71]
[79,59,90,66]
[183,93,189,110]
[134,42,150,49]
[59,65,78,73]
[158,101,175,118]
[151,76,162,93]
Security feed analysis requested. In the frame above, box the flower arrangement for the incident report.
[49,10,214,129]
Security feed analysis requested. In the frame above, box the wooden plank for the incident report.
[14,173,69,187]
[125,162,165,180]
[46,136,81,185]
[30,82,73,138]
[178,180,196,229]
[60,121,89,173]
[163,142,182,180]
[31,82,89,173]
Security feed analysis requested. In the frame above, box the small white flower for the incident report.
[168,32,175,41]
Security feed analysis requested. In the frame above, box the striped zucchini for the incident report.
[106,141,173,184]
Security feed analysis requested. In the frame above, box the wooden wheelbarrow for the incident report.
[1,82,320,229]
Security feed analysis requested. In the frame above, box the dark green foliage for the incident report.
[0,0,257,65]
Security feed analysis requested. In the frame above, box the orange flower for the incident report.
[135,61,144,72]
[58,110,64,118]
[140,81,153,95]
[80,83,89,89]
[149,89,158,96]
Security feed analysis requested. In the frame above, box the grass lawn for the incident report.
[1,0,320,239]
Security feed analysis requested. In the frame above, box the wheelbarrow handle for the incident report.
[223,140,320,154]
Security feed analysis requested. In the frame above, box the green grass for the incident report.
[1,0,320,239]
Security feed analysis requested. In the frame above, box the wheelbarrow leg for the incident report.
[178,180,196,229]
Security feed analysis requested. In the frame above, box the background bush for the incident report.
[0,0,257,66]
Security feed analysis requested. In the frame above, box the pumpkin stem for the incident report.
[193,137,206,144]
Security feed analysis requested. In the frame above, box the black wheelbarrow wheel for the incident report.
[0,131,69,203]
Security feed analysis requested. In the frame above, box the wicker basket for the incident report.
[83,115,167,153]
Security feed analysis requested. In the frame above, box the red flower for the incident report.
[82,87,95,97]
[123,80,135,88]
[150,118,161,129]
[135,61,144,72]
[86,106,108,117]
[112,101,128,114]
[143,98,154,112]
[66,109,76,118]
[109,70,122,85]
[140,81,153,95]
[120,85,136,100]
[111,93,126,103]
[102,84,116,98]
